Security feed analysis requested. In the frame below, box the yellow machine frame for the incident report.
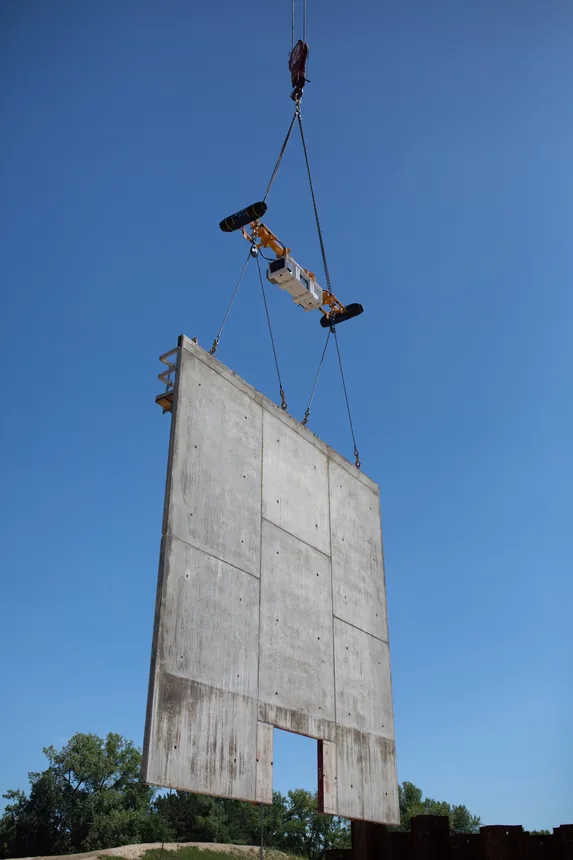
[242,221,347,318]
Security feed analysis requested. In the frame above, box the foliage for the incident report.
[0,733,483,859]
[395,781,481,833]
[154,789,349,859]
[0,733,171,858]
[281,789,349,858]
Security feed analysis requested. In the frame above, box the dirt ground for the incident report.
[20,843,286,860]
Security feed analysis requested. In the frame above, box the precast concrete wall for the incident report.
[142,336,399,825]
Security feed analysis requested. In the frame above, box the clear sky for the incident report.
[1,0,572,834]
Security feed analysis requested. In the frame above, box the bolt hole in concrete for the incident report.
[273,728,318,799]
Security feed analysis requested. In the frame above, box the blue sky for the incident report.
[1,0,572,833]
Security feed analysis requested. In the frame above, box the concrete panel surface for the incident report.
[143,336,398,823]
[168,345,262,576]
[262,410,330,555]
[160,537,259,696]
[144,672,257,800]
[330,459,388,641]
[259,519,335,722]
[334,725,364,820]
[335,727,398,823]
[255,722,274,804]
[318,740,338,815]
[334,618,394,739]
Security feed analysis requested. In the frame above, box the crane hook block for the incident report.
[320,303,364,328]
[219,201,267,233]
[289,40,309,102]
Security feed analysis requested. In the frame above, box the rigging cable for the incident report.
[209,247,252,356]
[263,107,298,204]
[256,254,288,411]
[301,328,331,425]
[296,108,332,294]
[292,0,307,46]
[296,97,361,466]
[333,326,361,468]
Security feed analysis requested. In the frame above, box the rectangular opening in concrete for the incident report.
[273,727,317,798]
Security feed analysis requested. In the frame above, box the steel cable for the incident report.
[256,254,288,410]
[209,248,253,355]
[301,328,331,425]
[333,327,361,468]
[263,108,298,203]
[296,109,332,294]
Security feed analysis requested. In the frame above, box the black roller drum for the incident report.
[219,201,267,233]
[320,303,364,327]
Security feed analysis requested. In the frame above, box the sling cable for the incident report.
[211,0,362,468]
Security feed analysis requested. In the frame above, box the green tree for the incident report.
[155,790,289,850]
[0,733,171,858]
[155,788,348,860]
[395,782,481,834]
[281,789,350,859]
[154,792,233,843]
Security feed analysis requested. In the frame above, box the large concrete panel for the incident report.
[143,336,398,823]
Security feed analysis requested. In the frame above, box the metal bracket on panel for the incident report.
[155,347,178,413]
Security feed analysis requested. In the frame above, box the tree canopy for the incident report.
[0,733,481,860]
[394,782,481,833]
